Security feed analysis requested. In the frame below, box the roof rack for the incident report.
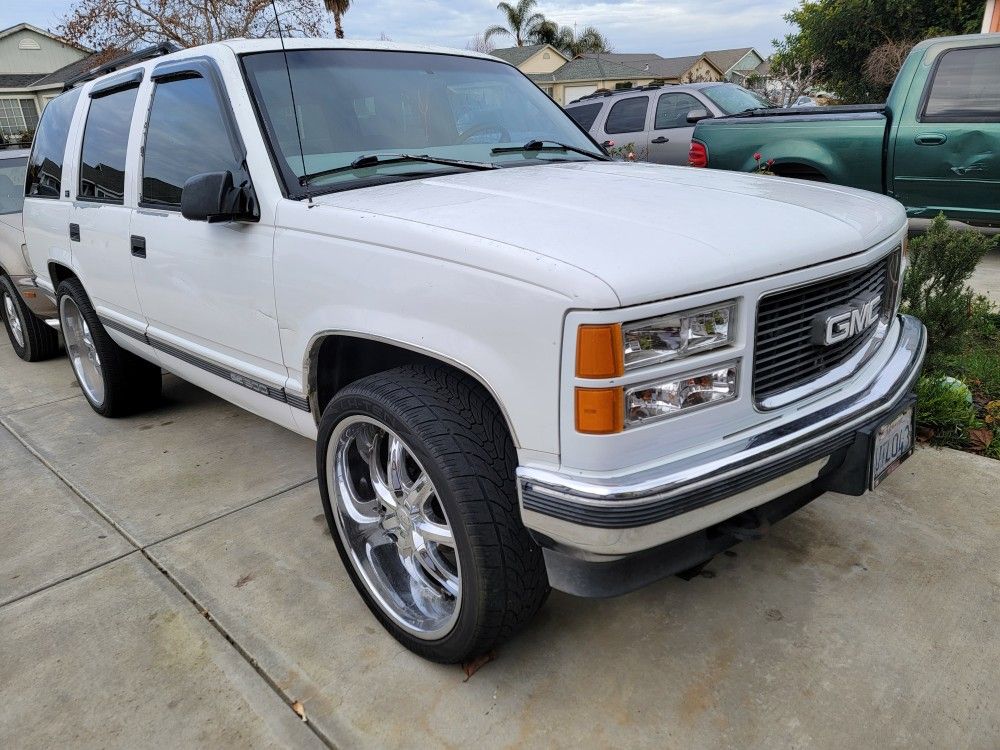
[568,82,670,105]
[64,42,181,90]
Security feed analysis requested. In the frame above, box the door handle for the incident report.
[131,235,146,259]
[651,136,669,144]
[914,133,947,146]
[69,223,80,242]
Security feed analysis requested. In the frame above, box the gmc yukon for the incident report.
[10,39,925,663]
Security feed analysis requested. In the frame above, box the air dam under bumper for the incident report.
[517,314,926,597]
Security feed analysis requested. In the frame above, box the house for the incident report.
[702,47,767,85]
[526,57,655,104]
[592,53,724,84]
[0,23,95,141]
[985,0,1000,32]
[489,43,569,75]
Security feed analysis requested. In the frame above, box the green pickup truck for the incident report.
[691,34,1000,229]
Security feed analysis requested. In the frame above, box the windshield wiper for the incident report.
[299,153,498,187]
[491,139,608,160]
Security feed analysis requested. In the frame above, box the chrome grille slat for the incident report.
[753,254,895,403]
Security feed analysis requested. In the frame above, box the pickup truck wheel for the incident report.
[0,275,60,362]
[317,364,549,663]
[57,278,161,417]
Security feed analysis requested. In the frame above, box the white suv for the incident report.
[15,39,925,663]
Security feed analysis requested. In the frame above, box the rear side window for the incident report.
[654,93,702,129]
[79,86,139,203]
[923,46,1000,122]
[25,88,81,199]
[565,103,602,131]
[604,96,648,134]
[142,75,243,207]
[0,157,27,214]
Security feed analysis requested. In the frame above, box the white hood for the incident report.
[311,161,905,307]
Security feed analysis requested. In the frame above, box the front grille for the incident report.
[752,251,897,403]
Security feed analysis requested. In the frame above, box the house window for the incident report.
[0,98,39,137]
[614,81,633,90]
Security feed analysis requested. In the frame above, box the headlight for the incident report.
[622,301,737,370]
[625,362,739,426]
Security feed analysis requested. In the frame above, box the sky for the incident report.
[2,0,799,58]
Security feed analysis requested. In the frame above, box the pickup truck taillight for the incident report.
[688,141,708,168]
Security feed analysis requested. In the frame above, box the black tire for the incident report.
[0,274,60,362]
[56,277,161,417]
[317,364,549,663]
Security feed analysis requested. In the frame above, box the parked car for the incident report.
[15,39,925,663]
[691,34,1000,229]
[0,147,60,361]
[564,82,771,165]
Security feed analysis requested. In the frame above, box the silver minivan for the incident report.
[564,82,771,165]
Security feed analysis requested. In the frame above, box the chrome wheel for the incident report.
[3,292,24,348]
[60,295,105,406]
[327,415,461,639]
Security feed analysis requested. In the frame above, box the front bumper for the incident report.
[517,314,926,594]
[10,275,58,321]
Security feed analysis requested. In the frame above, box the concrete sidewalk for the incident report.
[1,338,998,749]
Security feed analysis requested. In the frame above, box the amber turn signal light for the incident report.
[576,324,624,379]
[575,387,625,434]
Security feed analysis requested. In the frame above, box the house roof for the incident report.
[31,53,103,87]
[580,51,723,80]
[0,23,92,53]
[529,56,650,83]
[0,73,47,89]
[703,47,758,74]
[491,44,566,66]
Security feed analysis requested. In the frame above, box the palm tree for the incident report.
[528,19,560,46]
[558,25,610,57]
[483,0,546,47]
[323,0,350,39]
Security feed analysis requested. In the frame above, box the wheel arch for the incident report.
[47,261,78,290]
[305,332,521,449]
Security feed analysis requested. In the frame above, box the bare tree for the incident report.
[59,0,327,52]
[863,41,914,87]
[772,57,825,106]
[466,34,495,54]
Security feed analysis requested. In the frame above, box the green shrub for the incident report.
[901,215,996,365]
[914,376,978,448]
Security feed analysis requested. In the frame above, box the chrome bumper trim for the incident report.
[517,315,926,547]
[11,275,58,320]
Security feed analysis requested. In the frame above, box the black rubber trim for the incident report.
[523,429,854,529]
[97,315,311,411]
[89,68,143,98]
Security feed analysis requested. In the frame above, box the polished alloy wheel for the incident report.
[327,415,461,639]
[60,296,105,406]
[3,292,24,348]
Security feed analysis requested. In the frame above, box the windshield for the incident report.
[241,49,601,195]
[700,83,771,114]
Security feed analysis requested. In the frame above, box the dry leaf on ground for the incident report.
[462,651,496,681]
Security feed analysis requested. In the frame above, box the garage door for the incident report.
[563,85,597,105]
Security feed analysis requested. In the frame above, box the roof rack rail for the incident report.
[64,42,181,90]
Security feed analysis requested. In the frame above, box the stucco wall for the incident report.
[519,47,567,75]
[554,78,654,105]
[0,28,86,75]
[681,59,722,83]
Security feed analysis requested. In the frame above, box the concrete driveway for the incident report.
[1,337,998,749]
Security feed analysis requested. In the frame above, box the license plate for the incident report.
[870,406,914,489]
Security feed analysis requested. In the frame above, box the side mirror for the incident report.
[687,108,712,124]
[180,171,255,223]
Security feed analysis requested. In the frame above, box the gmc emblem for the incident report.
[811,293,882,346]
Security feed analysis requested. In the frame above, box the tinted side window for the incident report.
[565,103,602,131]
[79,86,139,203]
[654,93,702,129]
[604,96,648,134]
[924,46,1000,122]
[25,88,80,199]
[142,76,242,207]
[0,157,27,214]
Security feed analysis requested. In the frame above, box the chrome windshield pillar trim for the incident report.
[518,315,925,551]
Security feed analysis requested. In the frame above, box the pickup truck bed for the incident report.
[693,33,1000,228]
